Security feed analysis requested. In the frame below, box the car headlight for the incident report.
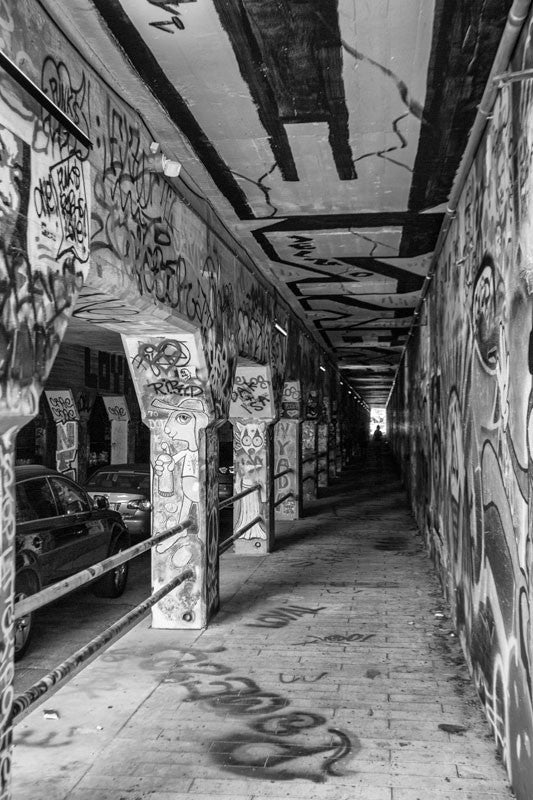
[127,499,152,511]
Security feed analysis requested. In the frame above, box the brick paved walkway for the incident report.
[12,449,514,800]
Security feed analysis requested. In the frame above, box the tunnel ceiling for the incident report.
[87,0,512,406]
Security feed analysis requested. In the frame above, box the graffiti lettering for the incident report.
[46,394,77,424]
[147,379,203,397]
[147,0,195,33]
[133,339,191,376]
[40,57,89,154]
[294,632,376,646]
[122,643,355,782]
[246,604,326,629]
[106,405,127,419]
[51,153,89,262]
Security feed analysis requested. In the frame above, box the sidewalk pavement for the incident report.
[12,451,514,800]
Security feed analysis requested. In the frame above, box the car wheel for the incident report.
[14,570,39,661]
[93,536,129,598]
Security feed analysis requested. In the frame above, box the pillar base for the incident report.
[234,537,268,555]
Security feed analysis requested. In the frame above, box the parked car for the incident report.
[218,443,234,502]
[218,463,234,502]
[85,464,151,539]
[15,465,130,660]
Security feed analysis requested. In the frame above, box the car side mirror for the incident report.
[93,495,110,510]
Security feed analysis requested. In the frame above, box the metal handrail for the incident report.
[219,515,263,555]
[11,568,194,722]
[273,467,293,480]
[301,455,316,464]
[15,519,193,618]
[274,491,294,508]
[219,483,261,511]
[317,451,328,458]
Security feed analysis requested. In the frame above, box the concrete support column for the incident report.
[328,421,337,480]
[229,364,276,554]
[336,425,343,473]
[0,426,19,797]
[75,390,96,482]
[102,396,130,464]
[0,69,91,796]
[302,420,318,503]
[317,422,329,488]
[45,390,80,480]
[274,381,303,520]
[123,334,218,628]
[232,419,274,554]
[274,419,302,519]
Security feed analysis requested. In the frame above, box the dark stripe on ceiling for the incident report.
[299,295,417,313]
[211,0,356,182]
[90,0,254,219]
[257,212,444,232]
[335,258,425,292]
[408,0,512,211]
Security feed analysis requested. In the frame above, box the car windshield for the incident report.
[86,470,150,494]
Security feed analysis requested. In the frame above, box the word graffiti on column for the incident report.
[45,391,79,479]
[231,374,269,415]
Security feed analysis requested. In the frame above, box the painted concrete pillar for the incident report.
[274,420,302,520]
[336,424,343,473]
[229,365,275,554]
[302,420,318,503]
[123,334,219,628]
[45,390,80,481]
[102,396,130,464]
[75,390,96,482]
[0,426,19,797]
[328,421,337,480]
[274,381,303,520]
[317,422,329,488]
[0,87,91,796]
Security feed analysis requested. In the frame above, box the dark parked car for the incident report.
[15,465,130,660]
[218,443,234,502]
[85,464,151,539]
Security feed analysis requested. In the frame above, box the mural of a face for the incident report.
[0,125,22,245]
[152,396,209,565]
[446,391,465,577]
[241,424,265,456]
[472,256,500,373]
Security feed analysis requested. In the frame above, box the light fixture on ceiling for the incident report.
[148,142,182,178]
[319,365,326,372]
[274,321,288,336]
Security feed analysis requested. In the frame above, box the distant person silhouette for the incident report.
[372,426,383,465]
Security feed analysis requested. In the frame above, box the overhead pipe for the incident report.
[388,0,532,404]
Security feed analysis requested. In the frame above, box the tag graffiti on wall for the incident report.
[45,390,79,425]
[281,381,302,419]
[230,367,274,418]
[0,50,91,416]
[46,390,79,480]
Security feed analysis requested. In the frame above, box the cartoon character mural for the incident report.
[123,333,215,628]
[233,420,269,544]
[152,395,208,559]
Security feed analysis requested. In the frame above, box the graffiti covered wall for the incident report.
[389,17,533,799]
[0,11,91,421]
